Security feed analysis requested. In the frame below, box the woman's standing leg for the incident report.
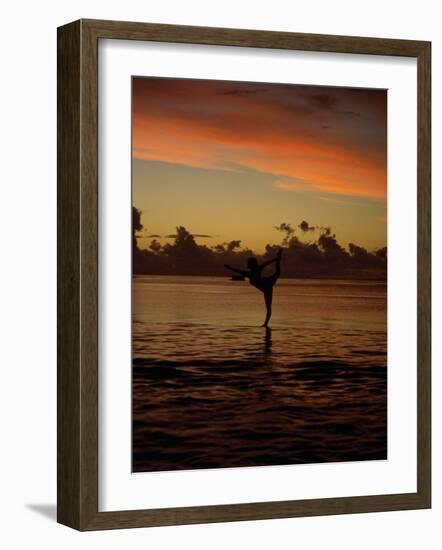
[260,249,282,326]
[262,288,273,327]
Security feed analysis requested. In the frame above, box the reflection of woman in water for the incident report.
[224,248,283,327]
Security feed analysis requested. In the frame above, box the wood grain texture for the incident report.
[416,42,431,508]
[84,18,427,56]
[57,18,431,531]
[57,20,81,529]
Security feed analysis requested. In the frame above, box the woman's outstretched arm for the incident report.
[260,249,283,270]
[259,257,277,270]
[224,264,249,277]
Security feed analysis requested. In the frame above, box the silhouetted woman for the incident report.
[224,248,283,327]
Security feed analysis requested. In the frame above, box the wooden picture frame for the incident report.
[57,18,431,530]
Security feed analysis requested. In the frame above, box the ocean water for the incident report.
[132,275,387,472]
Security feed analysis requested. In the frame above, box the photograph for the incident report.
[131,76,388,473]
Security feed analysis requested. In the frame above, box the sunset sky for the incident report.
[132,77,387,253]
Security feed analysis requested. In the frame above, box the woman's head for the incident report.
[247,257,259,270]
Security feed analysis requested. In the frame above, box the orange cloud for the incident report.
[132,78,387,200]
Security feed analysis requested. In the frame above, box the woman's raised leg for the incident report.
[274,248,282,279]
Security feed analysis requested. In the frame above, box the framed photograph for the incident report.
[57,19,431,530]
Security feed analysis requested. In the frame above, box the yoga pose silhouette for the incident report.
[225,248,283,327]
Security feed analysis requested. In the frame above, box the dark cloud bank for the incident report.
[133,207,387,280]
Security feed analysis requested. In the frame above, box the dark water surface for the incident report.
[132,275,387,472]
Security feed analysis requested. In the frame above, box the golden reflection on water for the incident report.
[132,276,387,472]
